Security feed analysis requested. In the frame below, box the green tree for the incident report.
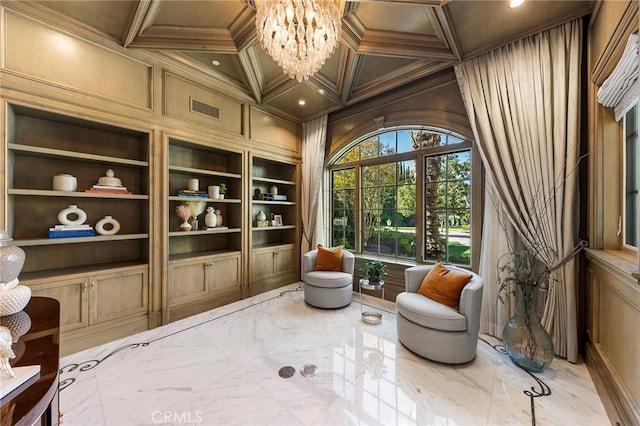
[414,131,444,260]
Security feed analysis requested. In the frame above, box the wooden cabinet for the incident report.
[166,136,244,321]
[250,155,300,294]
[28,265,148,354]
[250,244,297,295]
[4,104,151,355]
[167,252,241,321]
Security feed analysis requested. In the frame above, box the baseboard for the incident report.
[585,341,640,425]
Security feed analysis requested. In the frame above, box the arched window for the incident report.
[327,127,474,266]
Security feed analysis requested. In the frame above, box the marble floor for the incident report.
[59,283,610,426]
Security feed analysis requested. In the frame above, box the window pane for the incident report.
[379,132,396,156]
[446,151,471,180]
[412,131,443,150]
[378,163,396,185]
[446,135,464,146]
[424,151,472,265]
[363,166,377,187]
[360,137,380,159]
[397,131,413,153]
[397,160,416,184]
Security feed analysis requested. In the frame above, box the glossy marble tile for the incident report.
[59,284,611,426]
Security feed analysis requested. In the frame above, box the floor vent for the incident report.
[191,98,220,119]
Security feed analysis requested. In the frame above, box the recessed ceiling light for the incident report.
[318,89,325,95]
[509,0,525,8]
[211,60,221,66]
[298,99,306,106]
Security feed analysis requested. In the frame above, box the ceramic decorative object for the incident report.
[188,178,199,191]
[52,174,77,192]
[98,169,122,187]
[1,311,31,343]
[0,326,15,378]
[205,207,217,227]
[95,216,121,235]
[175,205,192,231]
[58,204,87,226]
[257,210,267,222]
[215,210,223,227]
[0,231,30,317]
[502,281,554,372]
[270,185,278,195]
[208,185,220,199]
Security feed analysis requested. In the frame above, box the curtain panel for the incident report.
[455,19,582,362]
[301,115,328,262]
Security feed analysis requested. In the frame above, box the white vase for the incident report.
[208,185,220,199]
[179,221,192,232]
[58,204,87,226]
[205,207,217,227]
[215,210,223,226]
[95,216,120,235]
[52,174,77,192]
[257,210,266,221]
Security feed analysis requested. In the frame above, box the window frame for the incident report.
[326,126,477,267]
[622,103,639,253]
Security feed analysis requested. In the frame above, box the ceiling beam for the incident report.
[229,6,258,52]
[237,49,264,103]
[429,7,462,61]
[123,0,163,47]
[358,30,457,60]
[127,26,239,53]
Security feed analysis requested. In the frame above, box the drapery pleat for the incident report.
[455,19,582,362]
[301,115,328,264]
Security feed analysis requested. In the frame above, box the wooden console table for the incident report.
[0,297,60,426]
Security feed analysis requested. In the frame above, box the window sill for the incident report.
[584,248,640,285]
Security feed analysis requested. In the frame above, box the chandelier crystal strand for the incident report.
[256,0,342,82]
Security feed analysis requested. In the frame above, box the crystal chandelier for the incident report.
[255,0,342,82]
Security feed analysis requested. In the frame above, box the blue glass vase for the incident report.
[502,281,554,372]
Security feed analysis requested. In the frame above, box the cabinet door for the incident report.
[30,277,89,333]
[168,258,210,306]
[211,254,241,295]
[251,249,276,282]
[91,267,148,325]
[275,245,295,275]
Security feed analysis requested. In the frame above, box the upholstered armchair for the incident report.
[302,249,355,309]
[396,264,483,364]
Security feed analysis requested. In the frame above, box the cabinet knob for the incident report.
[91,281,96,289]
[82,282,88,291]
[274,251,280,255]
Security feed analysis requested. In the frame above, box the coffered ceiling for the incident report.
[26,0,592,121]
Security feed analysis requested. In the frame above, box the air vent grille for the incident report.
[191,98,220,119]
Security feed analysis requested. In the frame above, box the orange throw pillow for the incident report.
[417,262,473,310]
[314,244,344,271]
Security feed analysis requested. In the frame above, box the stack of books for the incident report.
[178,189,208,198]
[85,184,132,195]
[48,224,95,238]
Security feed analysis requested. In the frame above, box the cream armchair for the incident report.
[302,249,355,309]
[396,264,483,364]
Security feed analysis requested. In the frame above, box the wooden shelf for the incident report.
[252,200,296,206]
[252,225,296,232]
[9,143,148,167]
[169,228,241,237]
[169,165,241,179]
[9,188,148,199]
[252,176,295,186]
[13,233,148,246]
[169,196,240,203]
